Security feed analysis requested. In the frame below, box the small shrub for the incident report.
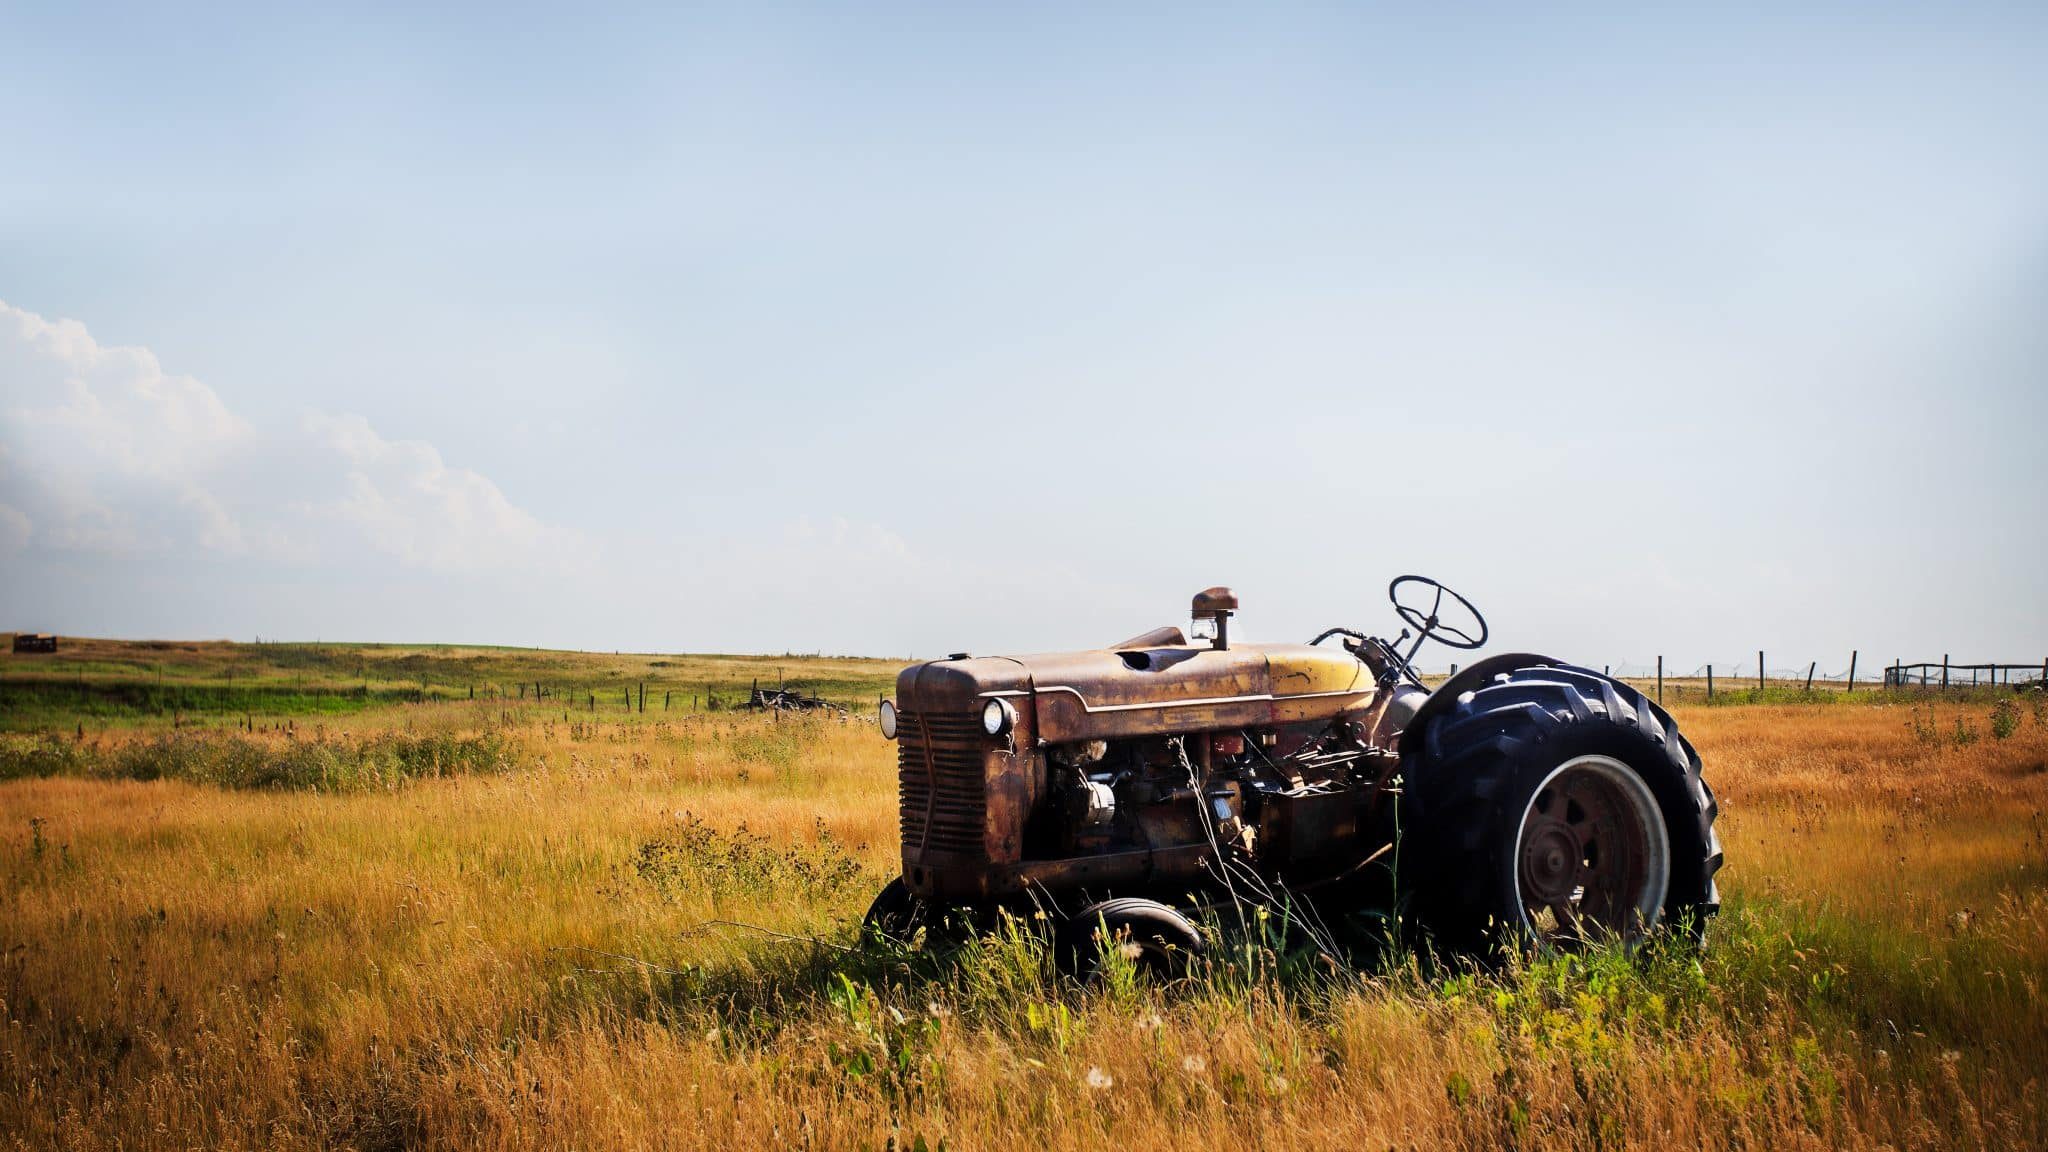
[1909,711,1941,746]
[0,734,93,780]
[0,727,518,791]
[633,813,872,906]
[1951,716,1980,746]
[1990,699,2020,741]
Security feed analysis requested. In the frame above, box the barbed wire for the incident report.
[1430,657,2045,685]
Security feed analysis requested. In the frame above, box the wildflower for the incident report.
[1084,1066,1114,1090]
[1118,941,1144,961]
[1181,1054,1206,1074]
[1269,1074,1290,1094]
[1137,1012,1164,1034]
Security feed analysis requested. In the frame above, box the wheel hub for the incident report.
[1514,755,1670,945]
[1519,822,1581,906]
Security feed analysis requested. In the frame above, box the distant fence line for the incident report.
[0,673,873,724]
[1440,651,2047,704]
[1882,659,2048,690]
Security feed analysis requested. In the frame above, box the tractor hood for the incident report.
[895,638,1379,743]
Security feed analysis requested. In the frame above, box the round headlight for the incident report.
[878,700,898,740]
[981,698,1014,736]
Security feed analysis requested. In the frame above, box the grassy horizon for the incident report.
[1,634,905,730]
[11,634,2030,732]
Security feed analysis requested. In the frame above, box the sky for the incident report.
[2,2,2044,673]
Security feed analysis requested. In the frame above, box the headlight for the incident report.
[981,698,1014,737]
[878,700,898,740]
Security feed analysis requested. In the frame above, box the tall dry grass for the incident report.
[1,699,2044,1149]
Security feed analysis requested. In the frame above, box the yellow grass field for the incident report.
[3,687,2046,1150]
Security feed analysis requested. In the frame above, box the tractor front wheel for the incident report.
[1056,897,1205,981]
[862,878,935,946]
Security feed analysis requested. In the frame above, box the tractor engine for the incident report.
[882,588,1425,905]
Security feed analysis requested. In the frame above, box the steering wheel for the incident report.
[1388,575,1488,651]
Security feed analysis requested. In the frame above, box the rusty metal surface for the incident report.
[1010,843,1213,891]
[893,708,1041,899]
[1028,646,1273,741]
[887,614,1402,904]
[1518,761,1655,940]
[1255,787,1362,871]
[895,706,983,859]
[1108,624,1189,650]
[911,642,1378,743]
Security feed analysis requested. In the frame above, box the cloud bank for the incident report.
[301,412,555,572]
[0,299,1046,652]
[0,300,562,573]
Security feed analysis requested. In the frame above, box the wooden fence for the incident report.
[1884,658,2048,690]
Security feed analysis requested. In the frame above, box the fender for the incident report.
[1397,651,1569,761]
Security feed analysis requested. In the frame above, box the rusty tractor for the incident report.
[868,578,1722,972]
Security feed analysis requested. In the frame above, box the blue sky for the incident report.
[2,3,2043,669]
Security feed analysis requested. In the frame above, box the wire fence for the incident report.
[1437,651,2048,702]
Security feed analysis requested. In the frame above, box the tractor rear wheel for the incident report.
[1056,898,1204,980]
[1404,663,1721,956]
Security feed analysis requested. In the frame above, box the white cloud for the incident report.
[1,300,252,552]
[0,300,564,573]
[301,412,558,572]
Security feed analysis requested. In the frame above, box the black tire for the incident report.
[862,878,934,946]
[1403,662,1721,956]
[1056,898,1204,980]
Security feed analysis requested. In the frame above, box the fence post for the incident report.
[1758,651,1765,691]
[1805,662,1815,691]
[1707,665,1714,700]
[1656,656,1663,705]
[1942,655,1949,690]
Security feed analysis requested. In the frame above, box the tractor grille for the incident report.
[896,710,987,857]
